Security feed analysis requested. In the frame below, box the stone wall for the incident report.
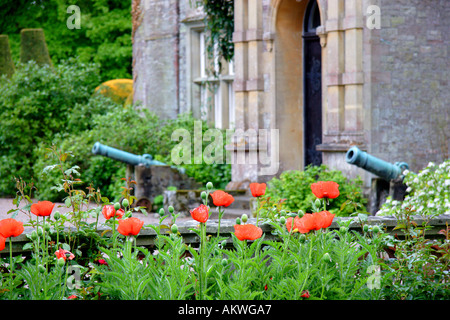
[133,0,181,119]
[369,0,449,172]
[132,0,205,119]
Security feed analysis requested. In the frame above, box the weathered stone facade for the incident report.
[132,0,449,188]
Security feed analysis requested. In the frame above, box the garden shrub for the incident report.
[377,160,450,216]
[0,59,102,196]
[93,78,133,105]
[264,164,368,217]
[0,60,231,202]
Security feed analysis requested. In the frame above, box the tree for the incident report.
[0,0,132,81]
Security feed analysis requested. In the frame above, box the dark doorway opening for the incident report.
[303,0,322,167]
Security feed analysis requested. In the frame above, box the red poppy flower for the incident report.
[190,204,210,223]
[312,211,335,229]
[98,259,108,266]
[301,290,310,298]
[67,295,77,300]
[0,218,24,238]
[211,190,235,207]
[117,217,144,236]
[55,248,75,261]
[234,224,263,241]
[0,235,5,251]
[31,200,55,217]
[102,205,124,220]
[249,183,267,197]
[286,214,317,233]
[310,181,340,199]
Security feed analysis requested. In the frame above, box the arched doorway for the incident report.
[303,0,322,166]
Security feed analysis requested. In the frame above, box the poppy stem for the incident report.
[112,216,117,251]
[9,238,13,299]
[217,207,224,237]
[199,222,207,300]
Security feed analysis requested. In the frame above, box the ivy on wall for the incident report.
[193,0,234,74]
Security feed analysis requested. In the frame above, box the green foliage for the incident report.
[265,165,368,217]
[0,35,15,78]
[1,179,449,301]
[0,0,132,82]
[0,59,102,196]
[0,61,230,201]
[19,28,52,66]
[377,160,450,217]
[377,209,450,299]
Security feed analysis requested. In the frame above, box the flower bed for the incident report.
[1,176,449,300]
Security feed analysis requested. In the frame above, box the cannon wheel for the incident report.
[135,197,152,212]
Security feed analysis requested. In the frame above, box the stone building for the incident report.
[132,0,449,189]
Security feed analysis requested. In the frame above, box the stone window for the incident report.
[189,27,235,129]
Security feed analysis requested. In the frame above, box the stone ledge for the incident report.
[2,215,449,254]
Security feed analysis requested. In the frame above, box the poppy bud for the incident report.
[297,210,305,218]
[31,230,38,240]
[339,226,347,234]
[37,227,43,237]
[363,224,369,233]
[57,257,66,267]
[171,224,178,234]
[280,216,286,224]
[299,234,306,243]
[114,202,121,210]
[235,217,241,225]
[322,252,332,263]
[314,199,322,208]
[168,205,174,214]
[373,225,380,234]
[122,198,129,208]
[38,264,46,273]
[241,214,248,223]
[44,223,50,232]
[54,211,61,221]
[221,258,228,267]
[159,208,165,217]
[201,191,208,200]
[206,182,213,190]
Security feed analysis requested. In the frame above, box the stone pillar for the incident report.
[317,0,366,180]
[230,0,267,183]
[343,0,364,136]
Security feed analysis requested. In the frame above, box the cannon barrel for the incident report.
[92,142,167,168]
[345,146,409,181]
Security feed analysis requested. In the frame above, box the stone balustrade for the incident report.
[2,215,449,255]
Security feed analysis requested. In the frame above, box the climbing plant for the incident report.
[193,0,234,74]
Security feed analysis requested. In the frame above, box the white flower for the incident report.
[445,180,450,186]
[413,177,420,184]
